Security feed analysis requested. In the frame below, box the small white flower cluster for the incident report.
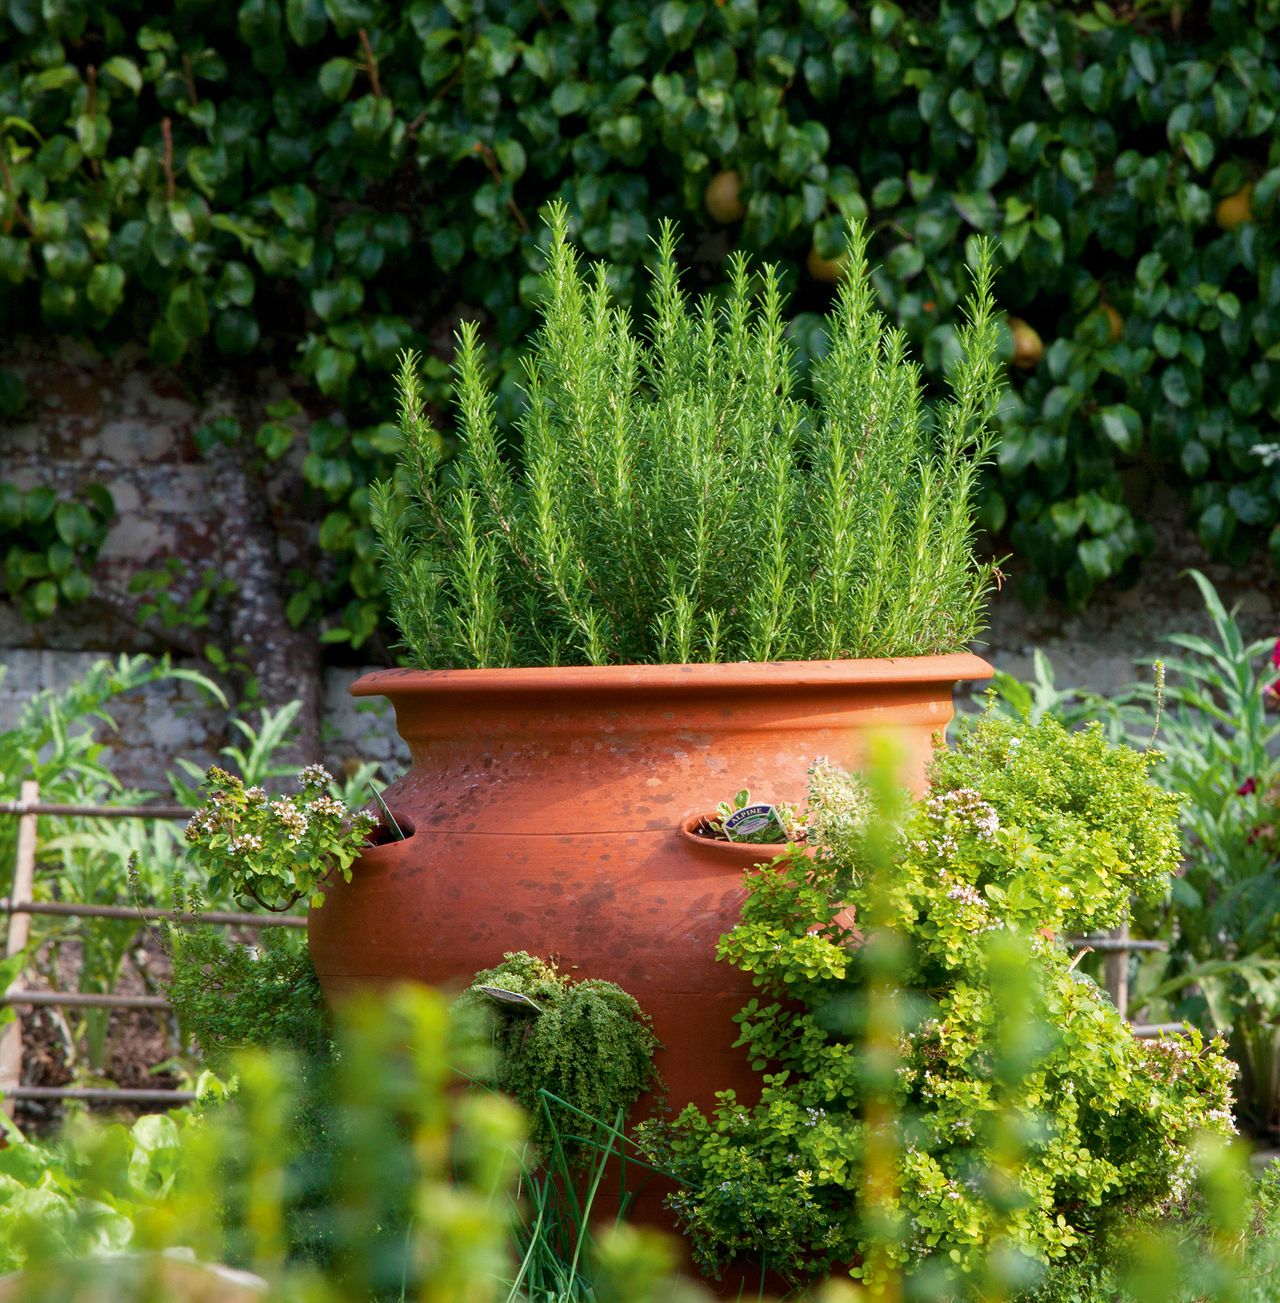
[926,787,1000,842]
[804,1107,827,1126]
[271,799,309,843]
[227,833,265,857]
[184,809,219,844]
[945,882,985,909]
[304,794,347,820]
[298,763,334,790]
[1165,1149,1195,1205]
[911,833,959,859]
[244,785,268,804]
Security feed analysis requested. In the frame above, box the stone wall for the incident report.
[0,648,407,793]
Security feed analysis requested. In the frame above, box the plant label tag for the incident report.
[723,803,786,842]
[475,985,542,1013]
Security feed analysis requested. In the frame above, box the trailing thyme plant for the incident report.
[458,952,661,1166]
[374,205,1002,668]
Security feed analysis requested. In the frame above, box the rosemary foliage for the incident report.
[375,205,1003,668]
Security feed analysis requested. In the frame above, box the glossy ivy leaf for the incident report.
[86,262,125,315]
[0,371,25,416]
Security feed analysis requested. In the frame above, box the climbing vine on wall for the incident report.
[3,0,1280,633]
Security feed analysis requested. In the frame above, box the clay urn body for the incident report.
[308,654,991,1117]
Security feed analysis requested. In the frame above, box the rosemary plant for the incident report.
[374,204,1002,667]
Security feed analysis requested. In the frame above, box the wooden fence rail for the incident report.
[1,780,1187,1116]
[1,781,303,1116]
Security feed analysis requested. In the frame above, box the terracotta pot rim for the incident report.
[350,652,993,699]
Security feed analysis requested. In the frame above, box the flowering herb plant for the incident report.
[183,764,377,912]
[639,713,1233,1292]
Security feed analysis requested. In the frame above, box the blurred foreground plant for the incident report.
[0,987,519,1301]
[0,982,694,1303]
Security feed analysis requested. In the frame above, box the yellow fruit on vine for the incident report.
[807,245,848,283]
[1008,316,1044,369]
[1215,183,1254,231]
[704,169,745,223]
[1101,302,1124,342]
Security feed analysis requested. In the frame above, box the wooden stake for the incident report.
[1104,919,1130,1021]
[1,782,39,1117]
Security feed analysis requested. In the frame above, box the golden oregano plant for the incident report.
[639,717,1238,1295]
[373,203,1003,668]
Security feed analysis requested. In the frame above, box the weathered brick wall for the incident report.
[0,337,409,789]
[4,340,228,615]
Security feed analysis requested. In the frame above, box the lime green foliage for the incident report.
[642,717,1236,1291]
[377,210,1001,668]
[932,711,1183,934]
[0,985,690,1303]
[183,763,376,912]
[460,953,661,1164]
[0,988,522,1300]
[163,918,328,1073]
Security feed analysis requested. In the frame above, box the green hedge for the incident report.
[3,0,1279,638]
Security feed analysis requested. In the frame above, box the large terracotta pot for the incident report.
[309,655,991,1118]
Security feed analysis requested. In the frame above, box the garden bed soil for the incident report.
[14,932,186,1135]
